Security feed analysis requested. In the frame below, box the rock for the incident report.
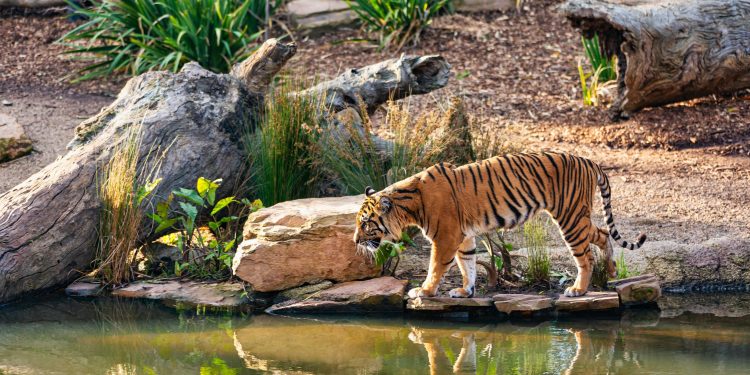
[64,280,104,297]
[286,0,356,32]
[0,113,32,163]
[493,294,553,315]
[608,274,661,306]
[266,277,407,314]
[232,195,379,292]
[554,291,620,312]
[1,100,11,106]
[112,280,250,309]
[406,296,495,312]
[273,281,334,304]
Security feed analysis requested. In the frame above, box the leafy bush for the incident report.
[345,0,451,50]
[321,100,455,194]
[247,80,326,206]
[148,177,263,280]
[61,0,280,81]
[578,34,617,106]
[96,125,159,285]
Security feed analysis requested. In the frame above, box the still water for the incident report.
[1,294,750,374]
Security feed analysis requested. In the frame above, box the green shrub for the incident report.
[148,177,263,280]
[248,80,326,205]
[61,0,280,81]
[616,250,636,279]
[578,34,617,106]
[345,0,451,50]
[321,100,455,193]
[523,216,550,286]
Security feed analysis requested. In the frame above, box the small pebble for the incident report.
[1,100,11,106]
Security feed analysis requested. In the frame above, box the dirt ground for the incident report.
[1,1,749,290]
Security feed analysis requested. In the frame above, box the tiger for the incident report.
[353,152,646,299]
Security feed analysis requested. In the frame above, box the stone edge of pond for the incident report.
[65,274,661,320]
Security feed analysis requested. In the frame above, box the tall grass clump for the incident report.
[578,34,617,106]
[96,125,159,285]
[345,0,452,50]
[523,216,550,285]
[61,0,280,81]
[248,80,325,205]
[322,99,454,193]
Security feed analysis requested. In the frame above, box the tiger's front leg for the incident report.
[449,237,477,298]
[408,242,459,299]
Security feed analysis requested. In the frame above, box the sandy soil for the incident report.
[0,2,748,292]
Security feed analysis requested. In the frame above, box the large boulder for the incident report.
[111,280,250,309]
[232,195,379,292]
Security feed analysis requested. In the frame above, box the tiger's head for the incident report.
[353,186,398,254]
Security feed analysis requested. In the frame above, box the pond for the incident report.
[1,294,750,374]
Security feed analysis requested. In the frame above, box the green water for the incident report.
[2,294,750,374]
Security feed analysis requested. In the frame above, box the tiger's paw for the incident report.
[448,287,473,298]
[564,286,588,297]
[408,287,427,299]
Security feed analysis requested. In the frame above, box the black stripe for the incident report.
[427,170,436,181]
[459,248,477,255]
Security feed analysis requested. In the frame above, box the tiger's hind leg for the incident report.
[449,237,477,298]
[591,226,616,278]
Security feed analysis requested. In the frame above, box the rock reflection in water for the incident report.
[1,295,750,374]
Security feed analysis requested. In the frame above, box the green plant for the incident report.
[523,216,550,286]
[61,0,280,81]
[248,80,325,205]
[148,177,263,279]
[578,34,617,106]
[616,250,636,279]
[345,0,451,50]
[322,100,454,193]
[96,125,160,285]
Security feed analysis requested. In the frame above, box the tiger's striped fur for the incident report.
[353,152,646,298]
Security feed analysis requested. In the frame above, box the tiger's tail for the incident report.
[596,167,647,250]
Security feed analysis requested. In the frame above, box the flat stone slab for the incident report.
[493,294,553,314]
[65,280,104,297]
[608,274,661,306]
[554,291,620,312]
[407,297,495,312]
[112,280,249,308]
[266,277,407,314]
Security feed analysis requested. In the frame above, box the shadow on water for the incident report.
[1,293,750,374]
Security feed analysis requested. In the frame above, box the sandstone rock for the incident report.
[554,291,620,312]
[608,274,661,306]
[493,294,553,315]
[406,296,495,312]
[266,277,407,314]
[286,0,356,31]
[233,195,379,292]
[454,0,515,12]
[0,113,32,163]
[273,280,334,304]
[112,280,249,308]
[64,280,104,297]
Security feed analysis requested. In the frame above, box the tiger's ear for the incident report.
[365,186,376,197]
[379,196,393,213]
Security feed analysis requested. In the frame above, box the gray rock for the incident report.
[608,274,661,306]
[1,100,11,106]
[406,296,495,312]
[273,281,334,304]
[555,291,620,312]
[266,277,407,314]
[112,280,250,309]
[65,280,104,297]
[0,113,32,163]
[493,294,553,315]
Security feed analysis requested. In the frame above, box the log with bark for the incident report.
[560,0,750,119]
[0,39,451,303]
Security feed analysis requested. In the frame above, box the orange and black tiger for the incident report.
[353,152,646,298]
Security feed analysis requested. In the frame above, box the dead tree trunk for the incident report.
[0,39,451,303]
[560,0,750,119]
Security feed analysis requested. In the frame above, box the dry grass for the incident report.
[523,216,550,286]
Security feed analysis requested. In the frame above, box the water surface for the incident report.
[1,294,750,374]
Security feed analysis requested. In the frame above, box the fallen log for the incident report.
[560,0,750,118]
[0,0,65,7]
[0,39,451,303]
